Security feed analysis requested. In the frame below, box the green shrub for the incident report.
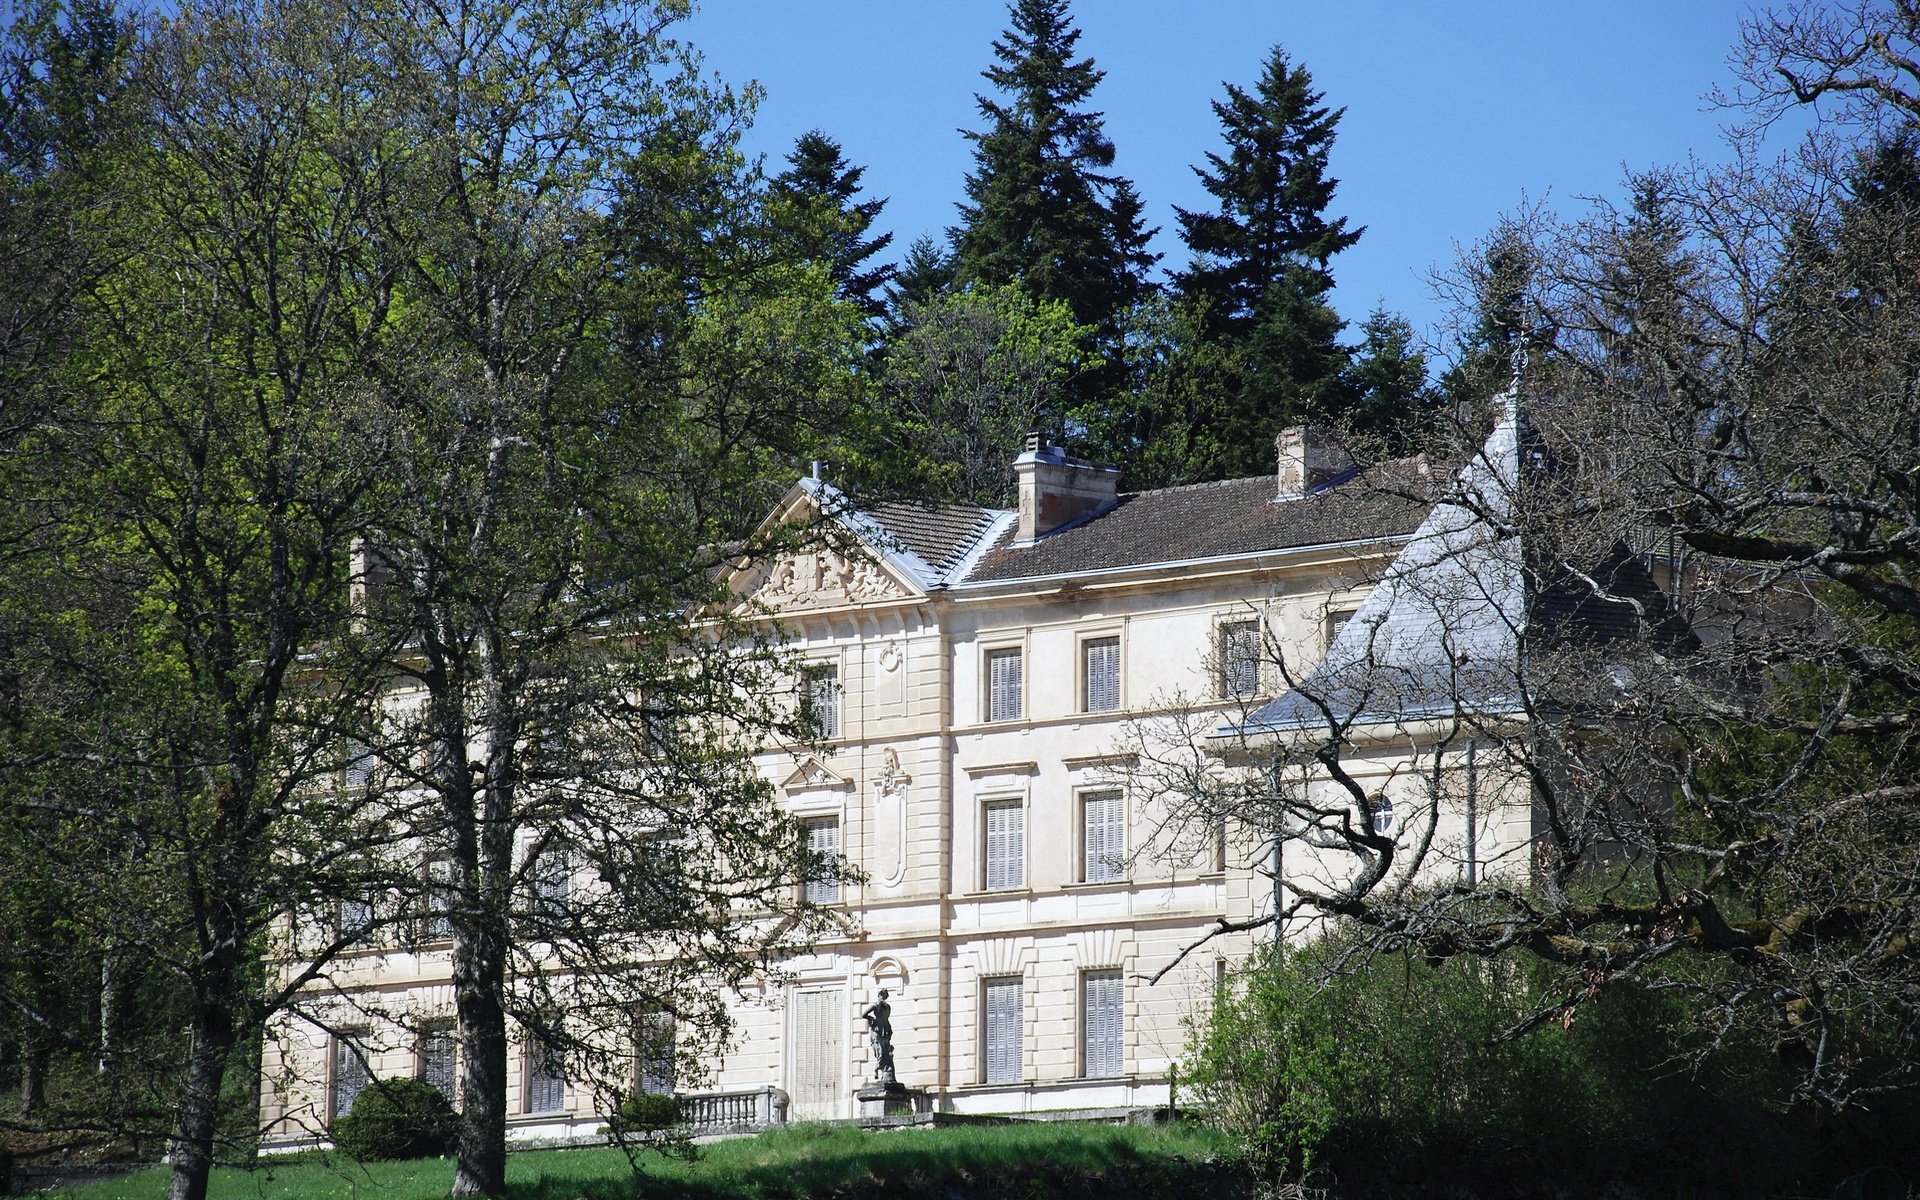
[1184,928,1820,1191]
[330,1077,459,1162]
[611,1090,682,1133]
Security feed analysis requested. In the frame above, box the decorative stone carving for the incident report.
[758,548,906,609]
[874,748,909,888]
[877,642,903,674]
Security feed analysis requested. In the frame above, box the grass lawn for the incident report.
[50,1121,1242,1200]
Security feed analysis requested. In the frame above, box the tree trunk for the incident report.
[165,1000,236,1200]
[451,921,509,1198]
[19,1044,46,1116]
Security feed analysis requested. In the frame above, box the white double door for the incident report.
[787,986,846,1120]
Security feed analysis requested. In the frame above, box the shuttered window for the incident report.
[331,1035,369,1121]
[1082,637,1120,712]
[984,800,1024,891]
[636,1010,676,1096]
[983,977,1023,1083]
[804,817,841,905]
[419,1029,457,1105]
[1219,621,1261,698]
[1082,971,1124,1078]
[986,648,1022,722]
[789,988,844,1119]
[534,848,570,919]
[526,1039,566,1114]
[1081,790,1124,883]
[423,858,455,942]
[805,664,840,739]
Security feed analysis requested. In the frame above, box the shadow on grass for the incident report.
[502,1123,1237,1200]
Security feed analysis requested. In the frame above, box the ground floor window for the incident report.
[419,1026,457,1105]
[982,976,1023,1083]
[636,1009,676,1096]
[526,1038,566,1114]
[1081,971,1123,1078]
[331,1034,369,1121]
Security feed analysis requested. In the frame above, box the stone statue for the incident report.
[861,989,895,1083]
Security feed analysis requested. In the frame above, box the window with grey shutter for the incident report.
[636,1010,676,1096]
[1219,621,1262,698]
[804,817,841,905]
[534,847,570,919]
[420,1028,457,1104]
[806,664,840,739]
[331,1035,369,1120]
[1082,971,1123,1077]
[423,857,454,942]
[986,648,1022,721]
[1081,790,1124,883]
[983,800,1024,891]
[983,976,1023,1083]
[526,1039,566,1113]
[1082,637,1120,712]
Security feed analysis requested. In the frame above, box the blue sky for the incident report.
[680,2,1766,353]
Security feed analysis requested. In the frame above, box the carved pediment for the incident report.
[781,756,851,795]
[754,546,908,610]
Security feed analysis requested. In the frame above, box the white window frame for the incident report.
[331,1033,370,1122]
[983,644,1024,723]
[418,1025,458,1106]
[981,975,1023,1084]
[525,1036,567,1114]
[533,846,570,919]
[803,815,842,905]
[635,1009,676,1097]
[1081,970,1124,1079]
[982,798,1025,892]
[1080,633,1121,714]
[803,660,841,741]
[1080,789,1125,884]
[1217,618,1263,699]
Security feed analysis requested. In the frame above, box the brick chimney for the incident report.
[1275,426,1353,500]
[1013,433,1121,543]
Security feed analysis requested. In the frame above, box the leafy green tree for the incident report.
[771,130,894,321]
[874,283,1094,505]
[950,0,1155,421]
[328,7,868,1195]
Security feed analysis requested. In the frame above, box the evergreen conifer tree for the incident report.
[1150,44,1362,480]
[771,130,895,321]
[950,0,1155,428]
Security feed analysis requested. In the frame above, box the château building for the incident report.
[259,427,1442,1142]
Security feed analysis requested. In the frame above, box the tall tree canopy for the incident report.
[949,0,1154,431]
[1112,44,1365,486]
[771,129,895,321]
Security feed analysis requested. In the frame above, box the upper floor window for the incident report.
[803,816,841,905]
[1082,637,1120,713]
[1218,620,1262,699]
[1081,790,1124,883]
[1368,792,1395,836]
[983,800,1024,891]
[533,847,570,919]
[986,647,1023,722]
[803,663,840,740]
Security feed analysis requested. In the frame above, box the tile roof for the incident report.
[961,467,1428,584]
[861,501,1002,576]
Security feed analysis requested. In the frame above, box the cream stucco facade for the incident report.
[260,431,1440,1145]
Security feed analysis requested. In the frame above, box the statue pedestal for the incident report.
[855,1078,918,1118]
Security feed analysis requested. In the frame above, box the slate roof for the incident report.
[963,468,1427,584]
[1230,401,1693,737]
